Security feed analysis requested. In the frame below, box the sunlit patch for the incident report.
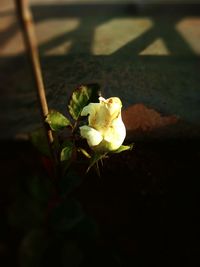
[139,38,170,55]
[176,17,200,55]
[92,18,153,55]
[45,40,72,55]
[36,18,80,45]
[0,14,13,32]
[37,18,80,55]
[0,15,25,55]
[0,17,80,56]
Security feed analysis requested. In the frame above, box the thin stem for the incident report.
[15,0,55,161]
[96,161,101,177]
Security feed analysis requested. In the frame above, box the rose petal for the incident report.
[104,116,126,150]
[80,125,103,147]
[80,96,126,152]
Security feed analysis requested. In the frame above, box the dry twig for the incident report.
[15,0,55,159]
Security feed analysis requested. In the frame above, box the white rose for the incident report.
[79,96,126,152]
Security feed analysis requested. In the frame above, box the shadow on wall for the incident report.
[0,3,200,138]
[1,3,200,55]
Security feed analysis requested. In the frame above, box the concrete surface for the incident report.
[1,0,200,139]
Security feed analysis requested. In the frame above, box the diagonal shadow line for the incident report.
[111,25,163,57]
[69,16,107,55]
[0,21,19,49]
[154,16,194,55]
[0,10,14,17]
[1,4,197,57]
[0,3,137,53]
[31,3,198,57]
[39,16,109,55]
[111,16,194,57]
[39,30,74,54]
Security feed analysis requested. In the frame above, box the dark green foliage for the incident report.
[7,175,52,231]
[30,128,50,156]
[58,171,82,197]
[60,141,73,162]
[49,199,84,233]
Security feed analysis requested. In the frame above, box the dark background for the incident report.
[0,1,200,266]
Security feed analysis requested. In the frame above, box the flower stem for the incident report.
[15,0,57,166]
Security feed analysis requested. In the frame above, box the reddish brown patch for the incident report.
[122,104,178,132]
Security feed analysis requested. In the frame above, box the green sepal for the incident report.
[112,143,134,154]
[77,147,91,159]
[87,152,107,173]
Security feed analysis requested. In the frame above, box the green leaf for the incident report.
[68,84,100,120]
[28,175,52,204]
[60,142,73,162]
[45,110,71,131]
[30,128,50,156]
[112,143,134,154]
